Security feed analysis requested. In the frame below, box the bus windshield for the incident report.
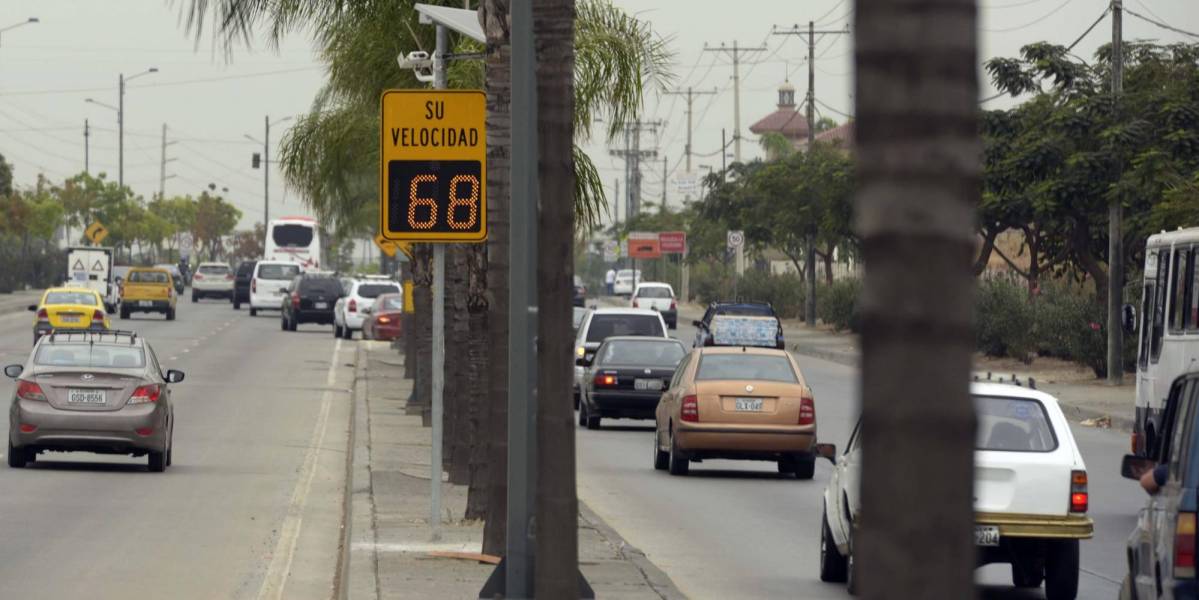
[272,224,314,248]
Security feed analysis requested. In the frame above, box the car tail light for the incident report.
[671,299,677,310]
[632,299,639,308]
[292,292,301,309]
[593,373,617,387]
[135,427,154,436]
[348,298,357,313]
[129,384,162,404]
[799,396,815,425]
[194,273,204,280]
[377,316,392,324]
[1177,512,1198,578]
[252,278,257,293]
[1069,470,1088,513]
[225,273,234,280]
[35,308,48,323]
[16,381,46,402]
[18,424,36,433]
[92,309,105,323]
[681,395,699,422]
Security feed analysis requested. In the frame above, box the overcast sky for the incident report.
[0,1,1195,231]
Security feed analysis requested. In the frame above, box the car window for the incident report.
[44,291,98,306]
[357,283,400,299]
[585,314,664,342]
[1169,381,1197,481]
[847,419,862,453]
[146,344,164,378]
[974,396,1058,453]
[35,344,146,369]
[301,277,342,294]
[377,295,404,311]
[695,354,798,383]
[636,286,672,298]
[258,264,302,280]
[128,271,168,283]
[670,353,693,389]
[273,224,314,247]
[198,265,230,275]
[597,340,685,367]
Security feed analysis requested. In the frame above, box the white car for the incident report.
[333,279,402,339]
[612,269,642,296]
[818,382,1092,599]
[631,282,677,329]
[572,307,668,405]
[191,262,233,302]
[248,261,302,316]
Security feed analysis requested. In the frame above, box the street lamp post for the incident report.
[0,17,39,47]
[246,115,293,242]
[88,67,158,188]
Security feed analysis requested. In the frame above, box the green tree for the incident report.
[193,189,242,260]
[0,152,12,197]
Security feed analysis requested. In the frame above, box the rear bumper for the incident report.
[343,313,366,329]
[974,512,1094,540]
[35,323,107,338]
[11,399,168,453]
[370,323,403,340]
[250,294,285,309]
[293,309,335,323]
[193,284,233,294]
[589,390,662,419]
[675,424,815,456]
[122,300,171,312]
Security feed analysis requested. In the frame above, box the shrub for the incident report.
[817,278,861,332]
[1031,279,1138,377]
[736,270,805,319]
[975,276,1036,361]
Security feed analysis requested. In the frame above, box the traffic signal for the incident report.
[252,152,261,169]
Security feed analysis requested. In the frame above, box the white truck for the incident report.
[65,247,117,312]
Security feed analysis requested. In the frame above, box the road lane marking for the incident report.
[257,337,342,600]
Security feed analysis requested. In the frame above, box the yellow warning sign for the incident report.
[85,221,108,245]
[373,234,414,260]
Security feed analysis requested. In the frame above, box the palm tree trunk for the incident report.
[533,0,577,596]
[465,243,491,520]
[412,244,434,426]
[854,0,979,597]
[480,0,512,557]
[446,244,472,484]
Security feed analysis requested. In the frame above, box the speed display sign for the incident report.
[379,90,487,242]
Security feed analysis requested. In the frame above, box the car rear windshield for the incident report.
[377,295,404,311]
[715,304,775,317]
[44,292,97,306]
[585,314,664,342]
[636,286,672,298]
[598,340,685,367]
[128,271,168,283]
[198,265,230,274]
[273,224,314,247]
[35,344,146,369]
[237,262,257,275]
[975,396,1058,452]
[258,264,302,280]
[695,354,798,383]
[357,283,400,299]
[301,278,342,294]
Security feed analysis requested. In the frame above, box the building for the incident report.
[749,81,809,160]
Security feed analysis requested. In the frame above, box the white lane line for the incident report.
[257,337,342,600]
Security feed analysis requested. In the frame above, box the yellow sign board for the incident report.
[373,234,414,260]
[85,221,109,245]
[379,90,487,242]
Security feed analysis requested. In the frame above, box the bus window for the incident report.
[1141,282,1154,370]
[1152,249,1168,362]
[1172,249,1189,332]
[1190,247,1199,330]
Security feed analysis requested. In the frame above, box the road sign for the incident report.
[602,240,619,263]
[373,234,415,260]
[659,231,687,254]
[85,221,108,245]
[628,238,661,259]
[727,230,745,249]
[380,90,487,242]
[674,172,699,195]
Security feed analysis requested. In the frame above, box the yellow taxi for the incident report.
[119,267,177,321]
[28,287,111,344]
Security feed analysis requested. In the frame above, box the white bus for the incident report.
[265,216,323,270]
[1132,227,1199,456]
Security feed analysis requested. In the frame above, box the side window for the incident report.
[701,307,713,327]
[1190,248,1199,331]
[1152,250,1169,362]
[670,354,692,389]
[1168,381,1196,480]
[1141,282,1155,370]
[1171,248,1190,332]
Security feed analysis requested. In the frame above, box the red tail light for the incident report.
[593,373,617,387]
[225,273,234,280]
[16,381,46,402]
[377,316,392,324]
[1178,512,1197,578]
[292,292,301,309]
[681,395,699,422]
[36,308,48,322]
[632,299,640,308]
[135,427,154,436]
[251,278,257,293]
[18,424,36,433]
[348,298,357,313]
[670,299,677,310]
[193,273,204,280]
[1070,470,1088,513]
[799,396,815,425]
[129,384,162,404]
[92,309,105,323]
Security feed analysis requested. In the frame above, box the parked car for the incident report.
[362,293,404,341]
[819,382,1092,599]
[280,273,343,331]
[231,260,257,310]
[577,336,687,429]
[28,287,111,344]
[654,346,819,478]
[1120,371,1199,600]
[154,264,186,295]
[573,275,587,307]
[572,306,590,338]
[119,268,177,321]
[693,301,784,349]
[191,262,234,302]
[3,330,184,472]
[572,308,669,407]
[334,279,402,339]
[631,282,677,329]
[248,261,302,317]
[612,269,642,296]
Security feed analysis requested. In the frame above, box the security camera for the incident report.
[398,50,434,83]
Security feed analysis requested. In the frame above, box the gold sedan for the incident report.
[654,346,818,478]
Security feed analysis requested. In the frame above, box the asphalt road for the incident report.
[576,304,1140,600]
[0,296,352,600]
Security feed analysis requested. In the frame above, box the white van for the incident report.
[248,261,302,316]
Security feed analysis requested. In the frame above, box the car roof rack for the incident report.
[46,329,139,345]
[972,371,1036,390]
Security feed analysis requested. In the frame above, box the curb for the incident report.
[342,343,381,600]
[579,502,687,600]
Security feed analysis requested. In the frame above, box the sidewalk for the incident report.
[348,341,684,600]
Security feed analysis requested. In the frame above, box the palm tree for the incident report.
[853,0,979,597]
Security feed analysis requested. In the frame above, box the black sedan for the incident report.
[577,336,687,430]
[281,273,342,331]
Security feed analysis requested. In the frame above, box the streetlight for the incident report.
[87,67,158,188]
[0,17,39,47]
[246,115,293,236]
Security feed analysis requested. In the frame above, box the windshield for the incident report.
[258,264,302,280]
[598,340,685,367]
[272,224,314,248]
[357,283,400,299]
[35,344,146,369]
[44,292,97,306]
[128,271,169,284]
[975,396,1058,452]
[154,264,181,275]
[585,314,664,342]
[636,286,672,298]
[695,354,798,383]
[198,265,230,275]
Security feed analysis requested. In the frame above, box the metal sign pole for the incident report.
[429,23,448,542]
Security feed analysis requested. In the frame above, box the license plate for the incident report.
[634,378,662,391]
[314,302,328,309]
[60,314,81,324]
[139,300,153,307]
[734,398,764,412]
[974,525,1000,547]
[68,389,106,405]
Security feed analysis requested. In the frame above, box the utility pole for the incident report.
[118,74,124,187]
[264,116,271,228]
[83,119,89,175]
[1107,0,1124,385]
[704,41,766,162]
[613,178,620,226]
[608,120,660,220]
[664,87,718,201]
[774,21,850,327]
[661,154,667,208]
[159,123,177,200]
[721,128,727,180]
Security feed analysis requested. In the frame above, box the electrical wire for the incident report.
[1124,7,1199,39]
[982,0,1044,10]
[0,66,323,98]
[813,0,847,26]
[983,0,1077,33]
[979,4,1110,105]
[815,98,853,119]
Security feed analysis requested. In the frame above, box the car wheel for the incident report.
[120,306,130,319]
[793,454,816,480]
[281,316,288,331]
[577,400,588,427]
[342,326,353,340]
[667,429,689,476]
[334,323,342,338]
[1044,539,1079,600]
[166,308,176,321]
[250,308,258,317]
[1012,554,1045,588]
[584,401,601,430]
[819,505,849,583]
[7,440,26,468]
[653,430,668,470]
[288,317,298,332]
[148,450,166,472]
[191,292,198,303]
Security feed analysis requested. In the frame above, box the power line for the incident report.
[983,0,1045,9]
[983,0,1077,33]
[979,5,1111,105]
[815,98,854,119]
[1124,6,1199,38]
[0,66,323,98]
[813,0,847,25]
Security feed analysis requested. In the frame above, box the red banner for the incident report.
[659,231,687,254]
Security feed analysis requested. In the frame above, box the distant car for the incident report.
[119,268,177,321]
[191,262,234,302]
[572,306,590,338]
[3,330,184,472]
[362,293,404,341]
[612,269,642,296]
[28,287,111,344]
[248,261,302,317]
[693,301,784,349]
[231,260,257,310]
[1120,372,1199,600]
[819,382,1092,598]
[654,346,819,478]
[281,273,342,331]
[577,336,687,429]
[334,279,402,340]
[573,275,587,307]
[631,282,677,329]
[572,308,669,406]
[154,264,186,295]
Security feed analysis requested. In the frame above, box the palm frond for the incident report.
[573,144,608,232]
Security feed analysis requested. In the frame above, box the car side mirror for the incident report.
[3,364,22,378]
[27,305,37,312]
[165,369,186,384]
[692,319,702,327]
[814,443,837,463]
[1122,303,1137,335]
[576,356,592,367]
[1121,454,1156,480]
